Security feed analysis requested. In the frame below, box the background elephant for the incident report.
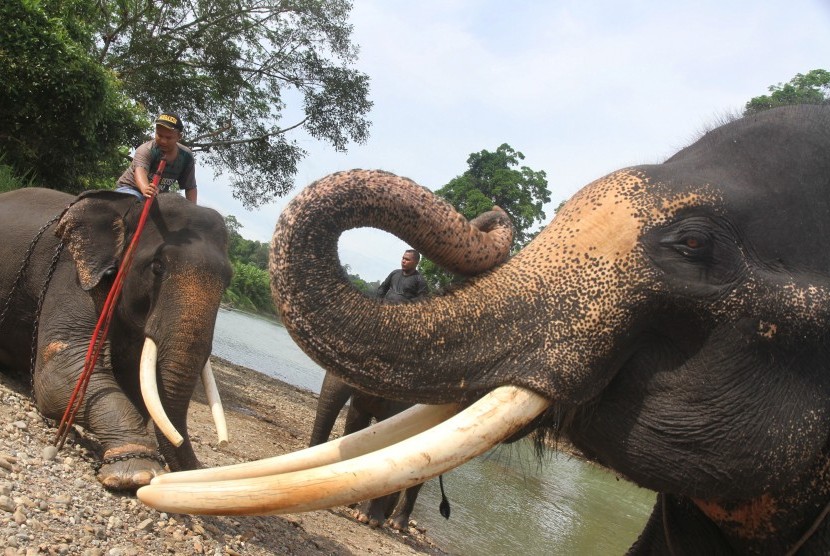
[245,104,830,553]
[0,189,231,490]
[310,371,422,529]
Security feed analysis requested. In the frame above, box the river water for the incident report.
[212,308,655,555]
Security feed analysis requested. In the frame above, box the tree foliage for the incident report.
[1,0,370,203]
[93,0,372,207]
[0,0,146,191]
[0,156,34,192]
[435,144,550,247]
[420,144,551,289]
[744,69,830,115]
[229,235,269,272]
[342,264,379,295]
[222,215,273,314]
[225,260,273,314]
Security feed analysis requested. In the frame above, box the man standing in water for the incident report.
[377,249,429,302]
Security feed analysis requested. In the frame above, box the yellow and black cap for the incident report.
[154,113,184,132]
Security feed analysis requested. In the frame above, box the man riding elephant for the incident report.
[0,189,231,490]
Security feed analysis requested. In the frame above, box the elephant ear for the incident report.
[54,191,139,291]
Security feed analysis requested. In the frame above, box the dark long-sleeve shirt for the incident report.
[377,269,428,302]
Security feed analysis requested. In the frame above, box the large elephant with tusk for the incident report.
[139,105,830,553]
[0,189,231,490]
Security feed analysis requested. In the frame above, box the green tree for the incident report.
[0,0,146,190]
[342,264,378,294]
[420,144,551,289]
[224,215,270,270]
[93,0,372,207]
[0,156,34,193]
[744,69,830,115]
[224,214,243,237]
[221,214,274,314]
[226,260,274,314]
[221,216,378,313]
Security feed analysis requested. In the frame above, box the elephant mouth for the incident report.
[136,385,551,514]
[140,338,228,447]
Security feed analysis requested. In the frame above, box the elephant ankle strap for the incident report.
[94,448,166,472]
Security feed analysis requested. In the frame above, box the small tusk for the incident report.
[201,360,228,445]
[137,385,550,515]
[140,338,184,447]
[150,401,460,484]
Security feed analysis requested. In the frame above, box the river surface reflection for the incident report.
[211,308,655,554]
[212,307,326,393]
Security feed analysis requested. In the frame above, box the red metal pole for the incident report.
[55,160,167,449]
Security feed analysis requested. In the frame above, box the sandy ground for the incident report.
[0,356,448,555]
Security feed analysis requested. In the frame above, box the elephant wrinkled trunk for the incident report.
[135,163,731,513]
[140,339,226,451]
[271,169,670,406]
[142,279,225,472]
[136,166,725,514]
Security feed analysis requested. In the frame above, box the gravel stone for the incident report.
[0,358,445,555]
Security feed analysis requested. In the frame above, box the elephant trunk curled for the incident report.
[270,169,657,406]
[271,170,518,404]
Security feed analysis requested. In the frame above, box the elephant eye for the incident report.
[151,260,165,276]
[674,232,712,259]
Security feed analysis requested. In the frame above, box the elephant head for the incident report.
[0,188,231,489]
[139,105,830,553]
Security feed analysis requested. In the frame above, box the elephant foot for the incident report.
[96,444,166,491]
[350,507,370,523]
[349,506,383,528]
[387,514,412,531]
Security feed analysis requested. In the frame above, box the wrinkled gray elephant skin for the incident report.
[0,189,231,490]
[272,105,830,553]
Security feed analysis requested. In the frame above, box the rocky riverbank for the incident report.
[0,357,447,555]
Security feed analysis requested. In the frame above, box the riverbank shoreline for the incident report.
[0,356,447,555]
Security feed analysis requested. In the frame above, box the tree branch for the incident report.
[187,117,308,149]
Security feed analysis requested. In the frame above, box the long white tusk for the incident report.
[201,360,228,445]
[137,385,550,515]
[140,338,184,447]
[150,401,460,484]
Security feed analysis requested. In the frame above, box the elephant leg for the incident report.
[34,341,163,490]
[386,483,423,530]
[351,493,398,528]
[342,400,373,436]
[345,397,420,527]
[342,402,378,522]
[309,372,353,446]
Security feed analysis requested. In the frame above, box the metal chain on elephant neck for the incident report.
[0,212,63,332]
[0,210,65,396]
[29,240,65,390]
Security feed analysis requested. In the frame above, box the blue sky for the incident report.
[197,0,830,282]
